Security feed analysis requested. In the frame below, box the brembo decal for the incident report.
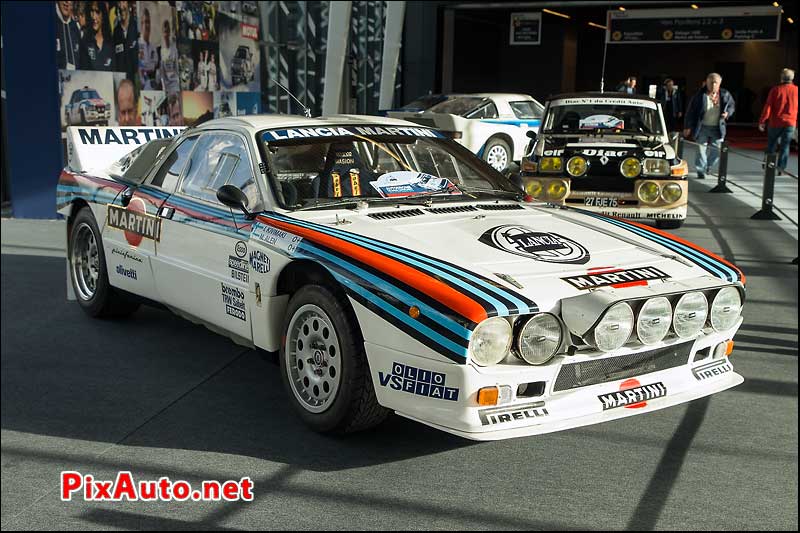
[107,201,161,246]
[478,402,549,426]
[598,379,667,411]
[562,266,670,290]
[479,225,590,265]
[378,362,459,401]
[221,282,246,321]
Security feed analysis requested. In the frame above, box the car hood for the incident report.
[87,98,106,107]
[271,203,733,313]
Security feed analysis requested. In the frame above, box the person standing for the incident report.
[616,76,637,94]
[157,19,180,94]
[112,0,138,83]
[56,1,81,69]
[79,1,115,70]
[138,8,159,89]
[683,72,735,179]
[207,52,218,91]
[758,68,798,175]
[658,78,683,133]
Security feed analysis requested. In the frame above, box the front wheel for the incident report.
[483,137,512,172]
[656,219,684,230]
[280,284,389,434]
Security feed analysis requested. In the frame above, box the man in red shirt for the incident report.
[759,68,797,174]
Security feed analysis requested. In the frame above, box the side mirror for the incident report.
[526,130,537,140]
[217,185,253,219]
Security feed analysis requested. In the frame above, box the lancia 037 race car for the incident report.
[388,93,544,173]
[57,116,744,440]
[518,93,689,229]
[65,86,111,126]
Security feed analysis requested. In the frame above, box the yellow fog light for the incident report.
[620,157,642,178]
[547,180,569,201]
[525,179,543,198]
[661,183,683,203]
[539,157,563,173]
[566,156,588,177]
[638,181,661,203]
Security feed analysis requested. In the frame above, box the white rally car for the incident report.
[387,93,544,173]
[57,116,745,440]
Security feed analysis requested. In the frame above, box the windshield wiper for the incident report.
[294,198,364,211]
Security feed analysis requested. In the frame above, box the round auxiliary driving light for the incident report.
[638,181,661,203]
[661,183,683,203]
[525,179,543,198]
[516,313,562,365]
[620,157,642,178]
[673,292,708,339]
[547,180,569,201]
[469,317,512,366]
[710,287,742,332]
[593,302,634,352]
[566,156,588,177]
[636,297,673,345]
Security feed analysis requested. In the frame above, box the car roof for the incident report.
[194,113,434,132]
[444,93,535,102]
[547,91,659,103]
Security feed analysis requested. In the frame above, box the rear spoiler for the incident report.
[66,126,185,175]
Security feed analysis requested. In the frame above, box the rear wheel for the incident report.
[69,207,139,318]
[280,284,389,434]
[656,219,684,230]
[483,137,512,172]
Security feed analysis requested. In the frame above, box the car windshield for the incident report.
[510,100,544,119]
[260,126,519,210]
[78,90,101,100]
[427,96,486,116]
[543,97,663,135]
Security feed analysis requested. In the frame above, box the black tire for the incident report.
[483,137,512,173]
[280,284,389,434]
[68,207,140,318]
[656,219,684,230]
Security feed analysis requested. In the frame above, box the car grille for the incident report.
[552,341,692,392]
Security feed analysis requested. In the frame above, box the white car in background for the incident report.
[388,93,544,173]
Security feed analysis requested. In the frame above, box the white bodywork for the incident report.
[57,116,745,440]
[387,93,543,170]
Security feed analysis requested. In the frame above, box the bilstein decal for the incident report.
[479,225,590,265]
[107,201,161,246]
[562,266,670,290]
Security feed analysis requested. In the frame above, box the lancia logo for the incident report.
[479,225,590,264]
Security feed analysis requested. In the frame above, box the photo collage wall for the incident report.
[56,0,262,131]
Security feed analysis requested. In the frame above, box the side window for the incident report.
[151,136,197,192]
[467,103,499,119]
[179,133,259,208]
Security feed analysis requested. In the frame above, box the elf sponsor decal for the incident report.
[598,379,667,411]
[692,359,733,381]
[562,266,671,290]
[378,362,459,402]
[478,402,549,426]
[263,125,443,141]
[249,250,270,273]
[643,150,666,158]
[107,200,161,246]
[110,247,143,263]
[115,265,138,280]
[479,225,590,265]
[251,222,303,255]
[543,149,565,156]
[221,282,246,321]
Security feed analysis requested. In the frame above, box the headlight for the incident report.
[637,181,661,203]
[593,302,634,352]
[469,317,512,366]
[643,158,670,176]
[525,179,543,198]
[539,157,563,173]
[673,292,708,339]
[546,179,569,201]
[710,287,742,332]
[620,157,642,178]
[516,313,562,365]
[661,183,683,203]
[636,297,673,345]
[566,156,588,177]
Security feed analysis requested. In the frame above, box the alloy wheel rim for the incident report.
[486,145,509,171]
[71,222,99,301]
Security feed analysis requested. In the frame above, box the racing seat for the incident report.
[559,111,581,131]
[311,142,374,199]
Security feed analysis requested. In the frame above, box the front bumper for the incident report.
[366,320,741,440]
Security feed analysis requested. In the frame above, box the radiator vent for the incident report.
[426,205,479,214]
[476,203,525,211]
[367,209,425,220]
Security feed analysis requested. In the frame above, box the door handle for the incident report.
[159,206,175,219]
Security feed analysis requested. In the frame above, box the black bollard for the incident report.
[709,141,733,193]
[751,152,781,220]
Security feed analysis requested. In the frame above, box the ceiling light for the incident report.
[691,4,699,8]
[788,17,795,23]
[618,6,626,11]
[588,22,608,29]
[543,8,570,19]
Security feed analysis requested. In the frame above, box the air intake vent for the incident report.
[426,205,478,214]
[477,203,525,211]
[368,209,425,220]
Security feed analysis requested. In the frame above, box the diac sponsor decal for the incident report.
[478,402,549,426]
[562,266,671,290]
[479,225,590,265]
[107,200,161,246]
[221,282,246,321]
[378,362,459,402]
[598,379,667,411]
[692,359,733,381]
[249,250,270,273]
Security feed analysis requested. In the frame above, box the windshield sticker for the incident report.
[550,97,658,109]
[370,171,461,198]
[479,225,590,264]
[580,114,624,130]
[263,126,444,142]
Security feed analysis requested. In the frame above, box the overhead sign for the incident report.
[607,6,781,44]
[510,13,541,45]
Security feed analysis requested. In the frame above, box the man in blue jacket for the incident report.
[683,73,735,179]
